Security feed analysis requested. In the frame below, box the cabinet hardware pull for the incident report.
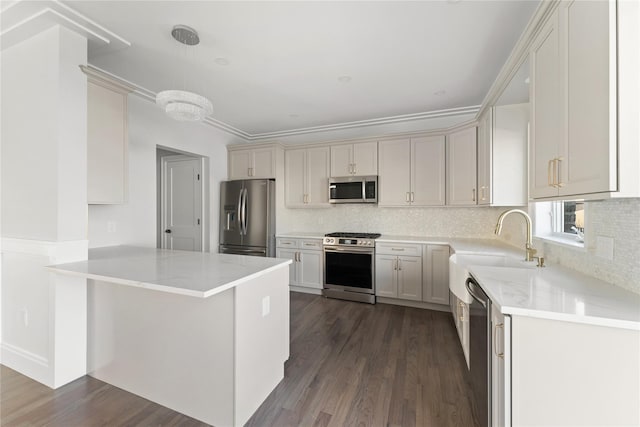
[480,186,485,201]
[458,301,465,321]
[472,188,476,202]
[397,258,402,271]
[548,159,553,187]
[391,248,404,251]
[494,323,504,358]
[393,259,397,271]
[405,192,410,203]
[556,157,563,188]
[552,159,558,188]
[410,192,415,202]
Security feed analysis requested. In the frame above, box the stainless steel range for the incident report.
[322,232,381,304]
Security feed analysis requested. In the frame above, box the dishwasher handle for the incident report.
[465,277,487,308]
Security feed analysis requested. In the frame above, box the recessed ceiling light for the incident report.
[338,75,352,83]
[214,57,229,66]
[434,90,447,96]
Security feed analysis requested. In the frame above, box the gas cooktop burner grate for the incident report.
[324,232,381,239]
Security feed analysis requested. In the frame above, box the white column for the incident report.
[1,25,88,388]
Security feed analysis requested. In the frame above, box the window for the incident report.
[534,201,585,246]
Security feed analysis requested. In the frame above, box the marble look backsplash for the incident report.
[535,198,640,295]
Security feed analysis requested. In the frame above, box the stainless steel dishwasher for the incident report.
[466,276,491,427]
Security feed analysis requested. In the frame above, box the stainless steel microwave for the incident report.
[329,176,378,204]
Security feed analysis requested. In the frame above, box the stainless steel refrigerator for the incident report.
[219,179,275,257]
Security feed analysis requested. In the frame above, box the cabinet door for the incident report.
[251,147,276,179]
[397,256,422,301]
[375,255,397,298]
[306,146,330,206]
[299,250,323,289]
[228,150,252,180]
[493,104,529,206]
[352,142,378,176]
[276,248,298,285]
[330,144,353,177]
[491,306,510,427]
[285,149,306,207]
[447,127,478,206]
[378,139,411,206]
[530,10,561,199]
[559,0,616,196]
[412,136,445,206]
[423,245,450,305]
[87,81,128,204]
[477,110,492,205]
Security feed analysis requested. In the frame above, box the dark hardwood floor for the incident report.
[1,292,479,427]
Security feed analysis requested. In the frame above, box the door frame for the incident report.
[157,146,209,252]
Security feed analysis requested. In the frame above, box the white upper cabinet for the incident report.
[330,141,378,177]
[446,127,477,206]
[478,105,529,206]
[86,76,131,205]
[285,146,330,208]
[530,1,633,199]
[378,136,445,207]
[228,146,277,180]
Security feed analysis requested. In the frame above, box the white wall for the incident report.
[88,95,241,249]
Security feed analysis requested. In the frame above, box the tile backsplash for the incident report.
[278,204,524,239]
[535,198,640,295]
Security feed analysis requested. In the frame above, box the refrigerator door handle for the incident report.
[241,188,248,235]
[237,188,243,234]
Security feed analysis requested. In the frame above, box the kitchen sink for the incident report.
[449,253,537,302]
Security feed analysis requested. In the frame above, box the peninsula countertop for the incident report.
[47,245,292,298]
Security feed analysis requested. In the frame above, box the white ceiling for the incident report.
[63,0,539,137]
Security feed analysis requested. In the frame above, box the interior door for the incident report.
[162,155,202,251]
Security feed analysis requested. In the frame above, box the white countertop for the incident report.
[47,246,292,298]
[468,264,640,330]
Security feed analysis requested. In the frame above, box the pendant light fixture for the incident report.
[156,25,213,122]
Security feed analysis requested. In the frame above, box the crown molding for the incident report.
[476,0,560,119]
[0,0,130,52]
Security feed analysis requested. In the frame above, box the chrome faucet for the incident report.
[495,209,537,262]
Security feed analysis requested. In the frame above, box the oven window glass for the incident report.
[325,251,372,289]
[330,182,363,200]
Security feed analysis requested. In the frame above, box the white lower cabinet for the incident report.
[450,292,469,367]
[491,305,510,427]
[423,245,450,305]
[276,238,323,291]
[488,303,640,426]
[375,243,422,301]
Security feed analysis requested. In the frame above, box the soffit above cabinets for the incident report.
[2,0,539,140]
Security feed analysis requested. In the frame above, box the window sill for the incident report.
[535,234,586,250]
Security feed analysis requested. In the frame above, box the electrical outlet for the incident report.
[107,221,117,233]
[262,296,270,317]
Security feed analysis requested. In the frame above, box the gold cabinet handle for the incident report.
[552,159,558,188]
[406,192,410,203]
[410,192,415,202]
[458,301,465,321]
[494,323,504,358]
[397,258,402,271]
[556,157,564,188]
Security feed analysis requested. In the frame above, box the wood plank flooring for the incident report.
[1,292,479,426]
[246,293,480,427]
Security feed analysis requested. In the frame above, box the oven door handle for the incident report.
[324,246,375,254]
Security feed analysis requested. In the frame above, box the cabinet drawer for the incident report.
[376,243,422,257]
[276,238,299,248]
[299,240,322,251]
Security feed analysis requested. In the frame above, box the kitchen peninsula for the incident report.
[48,246,292,427]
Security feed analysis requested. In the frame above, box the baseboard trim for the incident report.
[289,286,322,296]
[1,342,51,387]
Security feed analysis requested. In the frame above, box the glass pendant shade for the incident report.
[156,90,213,122]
